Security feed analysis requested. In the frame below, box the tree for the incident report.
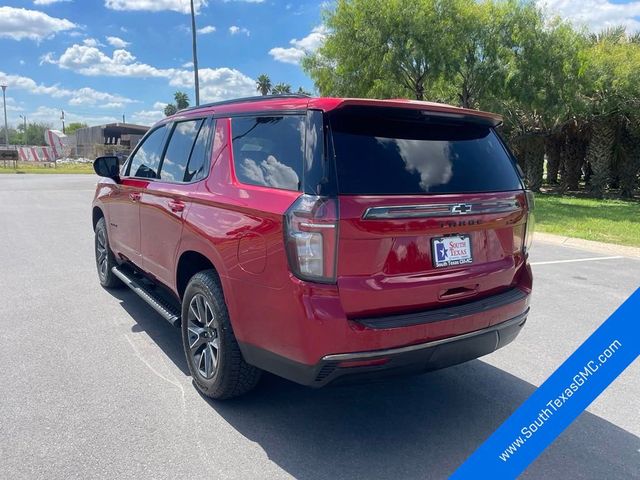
[3,126,19,145]
[272,83,292,94]
[303,0,449,100]
[297,86,312,96]
[164,91,190,116]
[8,123,51,146]
[174,91,190,110]
[303,0,640,197]
[580,26,640,196]
[66,122,88,135]
[256,74,272,95]
[164,104,178,116]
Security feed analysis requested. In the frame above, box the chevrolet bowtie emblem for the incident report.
[451,203,473,214]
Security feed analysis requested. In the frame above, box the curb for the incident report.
[534,232,640,259]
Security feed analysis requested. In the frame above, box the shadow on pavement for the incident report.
[110,288,640,480]
[108,287,189,375]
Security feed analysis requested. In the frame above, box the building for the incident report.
[73,123,149,159]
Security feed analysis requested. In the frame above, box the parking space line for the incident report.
[531,256,624,266]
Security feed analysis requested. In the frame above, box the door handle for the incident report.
[168,200,185,213]
[129,192,141,202]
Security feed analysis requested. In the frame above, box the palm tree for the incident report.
[164,104,178,117]
[174,91,190,110]
[297,86,311,96]
[589,25,627,44]
[256,74,272,96]
[272,83,292,95]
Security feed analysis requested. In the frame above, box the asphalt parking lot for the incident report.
[0,174,638,480]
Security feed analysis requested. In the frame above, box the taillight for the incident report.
[524,190,535,254]
[284,195,338,283]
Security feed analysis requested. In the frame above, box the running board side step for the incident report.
[111,266,181,327]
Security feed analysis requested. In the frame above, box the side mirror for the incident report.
[93,156,121,182]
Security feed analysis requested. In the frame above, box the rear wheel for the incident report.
[94,217,122,289]
[181,271,261,399]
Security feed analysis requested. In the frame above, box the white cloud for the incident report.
[229,25,250,36]
[0,71,136,108]
[268,47,305,65]
[82,37,104,47]
[28,106,120,127]
[131,107,166,126]
[153,101,168,109]
[538,0,640,33]
[106,36,130,48]
[3,97,25,113]
[69,87,135,107]
[0,6,76,41]
[181,61,194,68]
[104,0,208,14]
[197,25,216,34]
[44,43,257,102]
[34,0,72,5]
[169,67,256,102]
[269,25,327,65]
[45,44,168,77]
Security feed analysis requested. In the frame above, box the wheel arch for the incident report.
[92,206,105,231]
[174,242,242,338]
[176,250,220,300]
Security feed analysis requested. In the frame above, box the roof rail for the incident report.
[178,94,311,113]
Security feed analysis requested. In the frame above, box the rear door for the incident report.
[329,106,528,318]
[139,118,213,288]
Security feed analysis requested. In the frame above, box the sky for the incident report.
[1,0,639,129]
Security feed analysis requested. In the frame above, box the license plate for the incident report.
[432,235,473,268]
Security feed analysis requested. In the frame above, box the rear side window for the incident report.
[231,116,304,191]
[160,119,205,182]
[330,110,522,195]
[129,125,168,179]
[185,119,212,182]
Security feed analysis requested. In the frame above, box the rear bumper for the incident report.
[240,308,528,387]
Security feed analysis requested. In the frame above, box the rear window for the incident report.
[231,115,305,191]
[330,110,522,195]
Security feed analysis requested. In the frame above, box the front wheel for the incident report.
[94,217,122,289]
[181,271,261,399]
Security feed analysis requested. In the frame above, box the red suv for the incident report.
[92,95,533,399]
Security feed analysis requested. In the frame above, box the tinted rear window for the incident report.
[231,116,305,191]
[330,111,522,195]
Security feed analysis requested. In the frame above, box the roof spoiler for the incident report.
[332,100,502,128]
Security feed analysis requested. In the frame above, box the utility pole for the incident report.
[1,85,8,146]
[60,110,65,134]
[19,115,26,144]
[190,0,200,106]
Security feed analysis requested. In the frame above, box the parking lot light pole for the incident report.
[19,115,27,144]
[1,85,8,146]
[190,0,200,106]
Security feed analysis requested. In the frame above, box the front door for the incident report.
[111,124,170,267]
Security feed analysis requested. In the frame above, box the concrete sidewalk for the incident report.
[534,232,640,259]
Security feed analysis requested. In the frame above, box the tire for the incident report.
[181,271,261,399]
[94,217,123,289]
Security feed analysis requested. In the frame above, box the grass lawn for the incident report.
[535,194,640,247]
[0,163,94,174]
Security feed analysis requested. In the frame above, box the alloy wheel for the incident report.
[96,228,108,280]
[187,293,220,379]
